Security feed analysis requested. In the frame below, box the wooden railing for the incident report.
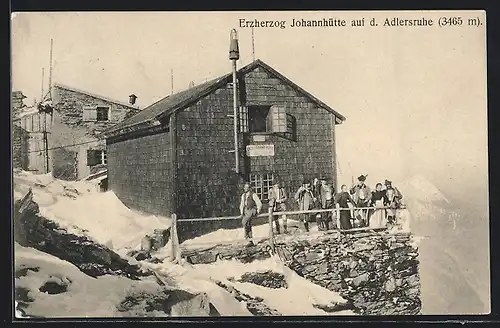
[169,205,406,261]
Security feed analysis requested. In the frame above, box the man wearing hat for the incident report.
[384,179,403,225]
[317,177,334,231]
[268,180,288,234]
[294,179,317,232]
[239,182,263,247]
[350,174,372,227]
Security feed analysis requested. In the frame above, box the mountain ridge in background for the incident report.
[399,174,490,314]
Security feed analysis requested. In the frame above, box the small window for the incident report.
[245,104,296,140]
[269,105,287,133]
[248,105,271,133]
[87,149,107,166]
[96,107,109,121]
[249,173,274,201]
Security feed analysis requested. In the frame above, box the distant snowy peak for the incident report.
[400,175,450,205]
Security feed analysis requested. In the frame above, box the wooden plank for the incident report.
[17,188,33,218]
[170,213,182,262]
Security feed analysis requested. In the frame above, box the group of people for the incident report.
[239,174,404,246]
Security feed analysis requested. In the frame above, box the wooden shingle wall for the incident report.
[242,66,336,207]
[107,130,173,217]
[176,85,244,223]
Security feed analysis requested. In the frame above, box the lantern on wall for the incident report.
[229,29,240,60]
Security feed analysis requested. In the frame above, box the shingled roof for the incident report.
[105,59,345,137]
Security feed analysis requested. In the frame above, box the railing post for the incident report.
[268,206,275,253]
[331,207,336,230]
[170,213,181,263]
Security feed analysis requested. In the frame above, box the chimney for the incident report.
[189,81,195,88]
[129,94,137,105]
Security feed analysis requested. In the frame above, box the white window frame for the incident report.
[239,106,249,133]
[249,173,274,201]
[100,150,107,165]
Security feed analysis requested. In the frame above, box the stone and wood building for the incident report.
[104,59,346,237]
[42,83,140,180]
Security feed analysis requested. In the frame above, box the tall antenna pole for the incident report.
[44,38,54,173]
[251,27,255,61]
[48,38,53,98]
[171,69,174,95]
[41,68,45,99]
[229,29,240,174]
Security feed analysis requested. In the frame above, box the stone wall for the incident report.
[13,125,29,170]
[12,91,27,119]
[49,85,140,180]
[182,230,421,315]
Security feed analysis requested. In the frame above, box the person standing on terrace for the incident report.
[268,180,289,234]
[294,179,316,233]
[239,182,262,247]
[335,184,355,230]
[350,174,372,227]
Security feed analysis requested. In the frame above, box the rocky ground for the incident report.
[13,193,217,318]
[179,230,422,315]
[212,280,281,316]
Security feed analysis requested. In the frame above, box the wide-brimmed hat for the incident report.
[357,174,367,182]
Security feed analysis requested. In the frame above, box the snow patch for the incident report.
[14,243,160,317]
[147,256,355,316]
[13,171,171,253]
[181,218,318,248]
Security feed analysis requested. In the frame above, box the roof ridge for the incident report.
[53,83,139,109]
[104,59,345,138]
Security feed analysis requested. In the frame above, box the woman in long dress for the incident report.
[334,184,354,230]
[369,183,386,228]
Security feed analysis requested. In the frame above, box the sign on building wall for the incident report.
[246,144,275,157]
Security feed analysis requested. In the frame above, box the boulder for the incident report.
[352,272,370,287]
[238,271,288,289]
[14,197,149,280]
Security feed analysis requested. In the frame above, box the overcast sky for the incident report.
[11,11,488,197]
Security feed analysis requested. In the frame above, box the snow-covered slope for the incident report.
[13,170,171,253]
[399,174,450,205]
[398,175,458,224]
[146,256,355,316]
[13,170,354,317]
[399,174,490,314]
[15,243,169,317]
